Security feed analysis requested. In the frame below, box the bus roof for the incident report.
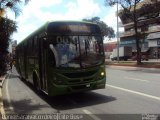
[18,20,100,45]
[48,20,97,25]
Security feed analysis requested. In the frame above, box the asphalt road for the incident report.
[2,66,160,120]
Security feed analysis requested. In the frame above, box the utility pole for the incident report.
[117,2,119,62]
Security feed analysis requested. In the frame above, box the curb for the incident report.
[106,63,160,68]
[0,74,8,88]
[0,74,8,118]
[106,65,160,72]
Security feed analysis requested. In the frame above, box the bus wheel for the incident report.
[33,73,40,91]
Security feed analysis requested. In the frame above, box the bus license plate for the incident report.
[86,84,90,87]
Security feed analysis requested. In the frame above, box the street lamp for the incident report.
[117,2,120,62]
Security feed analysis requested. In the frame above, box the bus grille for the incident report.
[68,77,93,84]
[62,70,97,78]
[62,70,98,84]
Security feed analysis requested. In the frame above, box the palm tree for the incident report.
[0,0,30,17]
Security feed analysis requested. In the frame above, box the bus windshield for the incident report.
[49,35,104,68]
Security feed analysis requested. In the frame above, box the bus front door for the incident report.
[39,38,48,92]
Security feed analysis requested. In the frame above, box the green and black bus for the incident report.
[15,21,106,96]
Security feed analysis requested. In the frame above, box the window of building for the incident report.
[157,39,160,45]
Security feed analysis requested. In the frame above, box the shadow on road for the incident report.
[7,73,19,79]
[44,92,116,110]
[19,77,116,111]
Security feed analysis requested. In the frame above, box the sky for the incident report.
[8,0,122,43]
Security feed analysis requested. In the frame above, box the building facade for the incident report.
[104,42,117,59]
[119,0,160,58]
[8,40,17,59]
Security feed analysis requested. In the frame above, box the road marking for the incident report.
[124,77,149,82]
[5,74,14,110]
[0,88,5,115]
[106,84,160,101]
[83,109,101,120]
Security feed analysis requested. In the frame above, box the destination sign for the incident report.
[47,22,101,34]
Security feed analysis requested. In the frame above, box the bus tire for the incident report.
[33,72,40,91]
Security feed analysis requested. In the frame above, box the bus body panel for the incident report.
[16,21,106,96]
[47,65,106,96]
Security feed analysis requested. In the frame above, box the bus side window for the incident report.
[33,36,38,56]
[27,39,32,56]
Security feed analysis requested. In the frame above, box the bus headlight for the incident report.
[100,72,105,76]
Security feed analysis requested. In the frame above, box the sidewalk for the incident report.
[105,59,160,62]
[107,65,160,73]
[0,66,16,87]
[0,74,7,88]
[106,59,160,73]
[0,74,6,120]
[105,59,160,69]
[0,71,10,119]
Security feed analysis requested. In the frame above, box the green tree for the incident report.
[0,0,30,75]
[105,0,146,65]
[83,17,115,38]
[0,17,17,75]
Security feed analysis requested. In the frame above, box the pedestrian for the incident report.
[10,59,13,72]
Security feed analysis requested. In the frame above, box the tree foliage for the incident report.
[105,0,151,65]
[83,17,115,38]
[0,17,17,75]
[0,0,30,76]
[0,0,30,17]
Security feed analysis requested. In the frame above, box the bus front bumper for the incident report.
[48,78,106,96]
